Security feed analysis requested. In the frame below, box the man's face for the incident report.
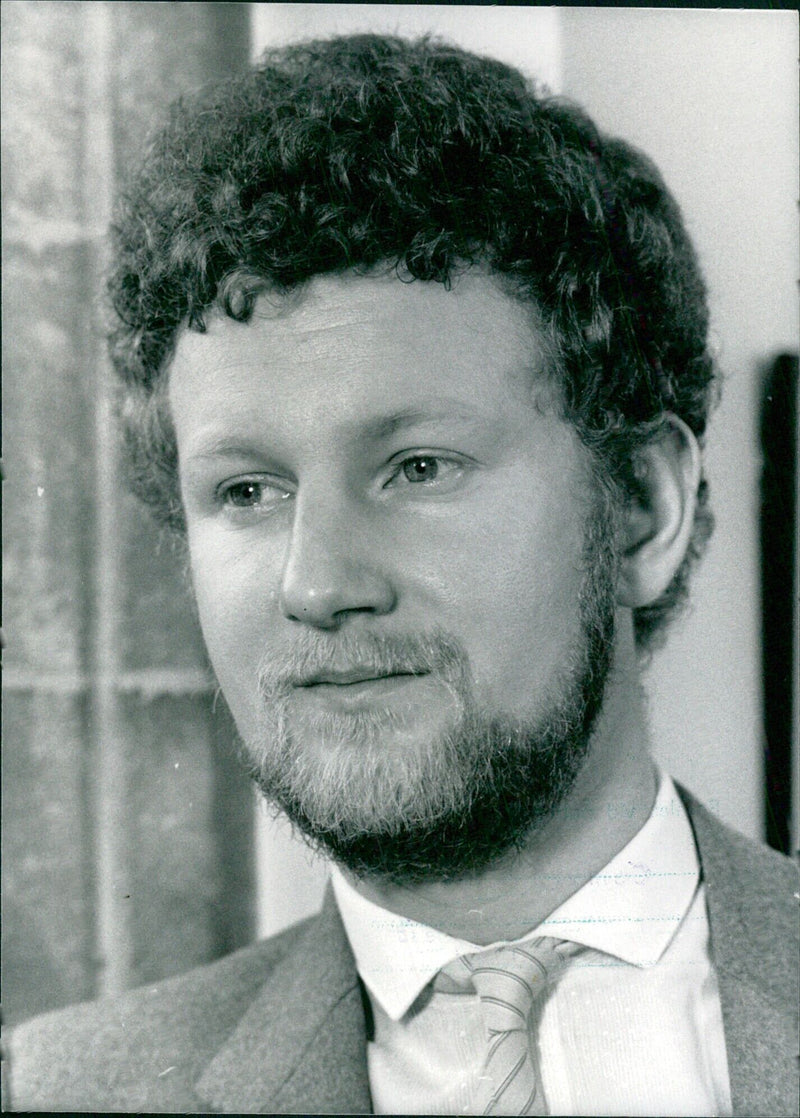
[170,270,617,882]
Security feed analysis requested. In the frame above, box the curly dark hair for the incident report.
[108,33,717,651]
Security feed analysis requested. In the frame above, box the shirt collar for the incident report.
[331,771,700,1021]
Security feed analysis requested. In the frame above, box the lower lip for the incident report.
[295,673,424,711]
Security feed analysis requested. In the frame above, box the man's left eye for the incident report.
[402,456,440,483]
[386,455,464,489]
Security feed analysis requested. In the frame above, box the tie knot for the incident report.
[460,938,568,1032]
[436,939,571,1113]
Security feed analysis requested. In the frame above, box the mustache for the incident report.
[256,628,468,694]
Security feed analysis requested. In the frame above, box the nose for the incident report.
[278,492,397,629]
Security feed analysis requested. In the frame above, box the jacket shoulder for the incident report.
[2,915,315,1113]
[679,781,798,896]
[679,783,799,991]
[677,787,799,1117]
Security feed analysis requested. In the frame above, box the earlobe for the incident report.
[617,415,702,609]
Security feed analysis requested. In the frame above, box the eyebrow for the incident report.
[181,400,496,467]
[181,437,269,464]
[185,402,487,458]
[361,403,487,441]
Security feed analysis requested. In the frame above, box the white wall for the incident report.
[250,4,562,89]
[248,6,799,938]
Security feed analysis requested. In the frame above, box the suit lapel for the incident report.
[197,888,372,1114]
[679,786,799,1117]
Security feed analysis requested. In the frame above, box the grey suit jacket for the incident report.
[3,787,798,1115]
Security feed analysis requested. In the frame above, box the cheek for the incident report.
[188,529,279,699]
[432,500,588,711]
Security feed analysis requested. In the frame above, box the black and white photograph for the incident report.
[2,3,798,1114]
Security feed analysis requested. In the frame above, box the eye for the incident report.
[401,456,440,483]
[385,454,467,491]
[224,481,264,507]
[217,476,292,514]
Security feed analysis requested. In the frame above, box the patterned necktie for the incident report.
[448,938,569,1115]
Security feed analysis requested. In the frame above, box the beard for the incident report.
[240,500,619,886]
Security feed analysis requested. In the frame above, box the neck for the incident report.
[346,616,658,944]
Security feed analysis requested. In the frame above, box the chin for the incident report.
[243,686,603,886]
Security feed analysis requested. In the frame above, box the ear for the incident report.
[617,414,702,608]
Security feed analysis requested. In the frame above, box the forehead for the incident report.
[167,269,557,441]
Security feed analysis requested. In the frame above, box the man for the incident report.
[3,33,797,1116]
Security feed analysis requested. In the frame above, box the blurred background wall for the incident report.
[3,2,797,1026]
[2,0,256,1026]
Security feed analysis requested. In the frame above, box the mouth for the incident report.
[298,669,424,687]
[291,669,428,711]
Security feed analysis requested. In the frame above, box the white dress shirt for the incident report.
[331,772,732,1116]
